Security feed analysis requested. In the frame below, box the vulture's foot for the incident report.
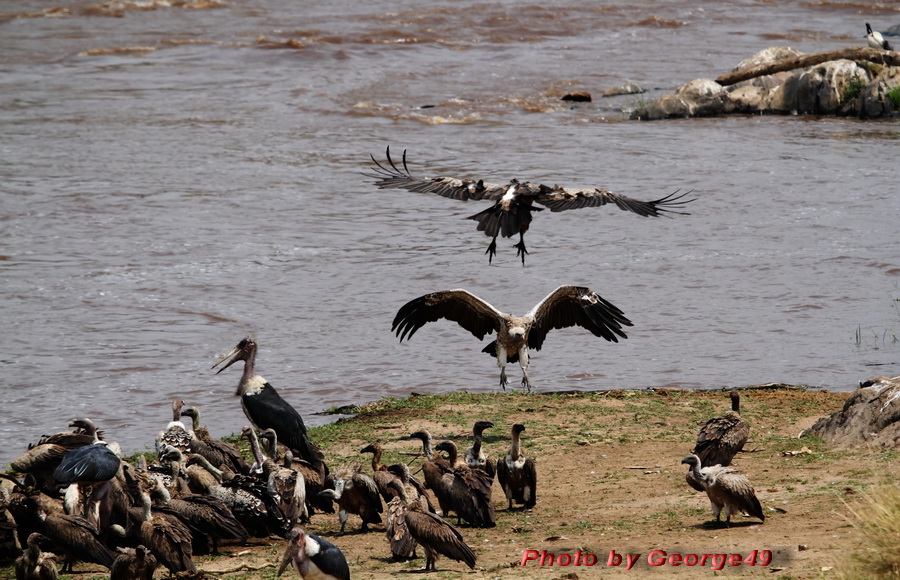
[513,240,529,265]
[485,238,498,264]
[521,374,532,393]
[499,368,508,391]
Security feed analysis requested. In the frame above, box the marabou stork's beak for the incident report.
[212,344,243,374]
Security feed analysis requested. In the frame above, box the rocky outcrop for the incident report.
[801,376,900,447]
[633,46,900,120]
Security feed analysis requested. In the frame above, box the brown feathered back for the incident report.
[693,391,749,467]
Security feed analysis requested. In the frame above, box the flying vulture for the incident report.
[391,285,632,391]
[366,147,693,264]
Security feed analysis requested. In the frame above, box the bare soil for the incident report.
[7,385,898,580]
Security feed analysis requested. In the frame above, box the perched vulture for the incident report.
[681,454,764,525]
[366,147,693,264]
[384,479,476,572]
[392,285,632,391]
[496,423,537,510]
[464,421,496,479]
[692,390,749,469]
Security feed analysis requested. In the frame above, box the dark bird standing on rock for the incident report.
[866,22,894,50]
[366,147,693,264]
[692,390,750,470]
[213,336,328,476]
[392,285,632,391]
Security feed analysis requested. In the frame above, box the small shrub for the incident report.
[887,86,900,110]
[841,77,867,103]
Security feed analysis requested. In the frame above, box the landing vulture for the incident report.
[392,285,632,391]
[366,147,693,264]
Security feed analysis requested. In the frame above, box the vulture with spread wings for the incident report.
[366,147,693,264]
[392,285,632,392]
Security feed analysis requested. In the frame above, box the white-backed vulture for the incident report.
[693,390,750,468]
[317,465,383,533]
[183,454,287,539]
[12,419,101,493]
[251,428,307,525]
[260,428,330,518]
[359,442,397,503]
[110,545,157,580]
[128,490,196,575]
[496,423,537,510]
[366,147,693,264]
[408,431,455,518]
[464,421,496,479]
[278,526,350,580]
[155,399,191,458]
[384,479,477,572]
[393,285,632,391]
[150,477,248,554]
[213,336,328,477]
[25,495,116,573]
[361,442,436,513]
[382,464,425,561]
[681,454,764,525]
[15,532,58,580]
[434,441,495,528]
[867,23,894,50]
[180,405,250,475]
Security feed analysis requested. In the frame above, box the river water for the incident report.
[2,0,899,466]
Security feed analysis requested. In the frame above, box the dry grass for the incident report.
[836,486,900,579]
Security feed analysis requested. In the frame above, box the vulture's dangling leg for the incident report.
[513,233,529,265]
[521,370,532,393]
[499,366,508,391]
[485,236,499,264]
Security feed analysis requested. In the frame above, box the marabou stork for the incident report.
[277,526,351,580]
[392,285,632,391]
[52,440,122,527]
[366,147,693,264]
[213,336,327,475]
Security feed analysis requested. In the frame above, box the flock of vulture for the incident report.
[1,336,536,579]
[3,149,766,579]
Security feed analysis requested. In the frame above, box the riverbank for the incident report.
[7,385,900,579]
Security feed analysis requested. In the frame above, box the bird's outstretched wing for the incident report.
[526,285,632,350]
[365,147,509,201]
[392,289,505,342]
[529,184,694,215]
